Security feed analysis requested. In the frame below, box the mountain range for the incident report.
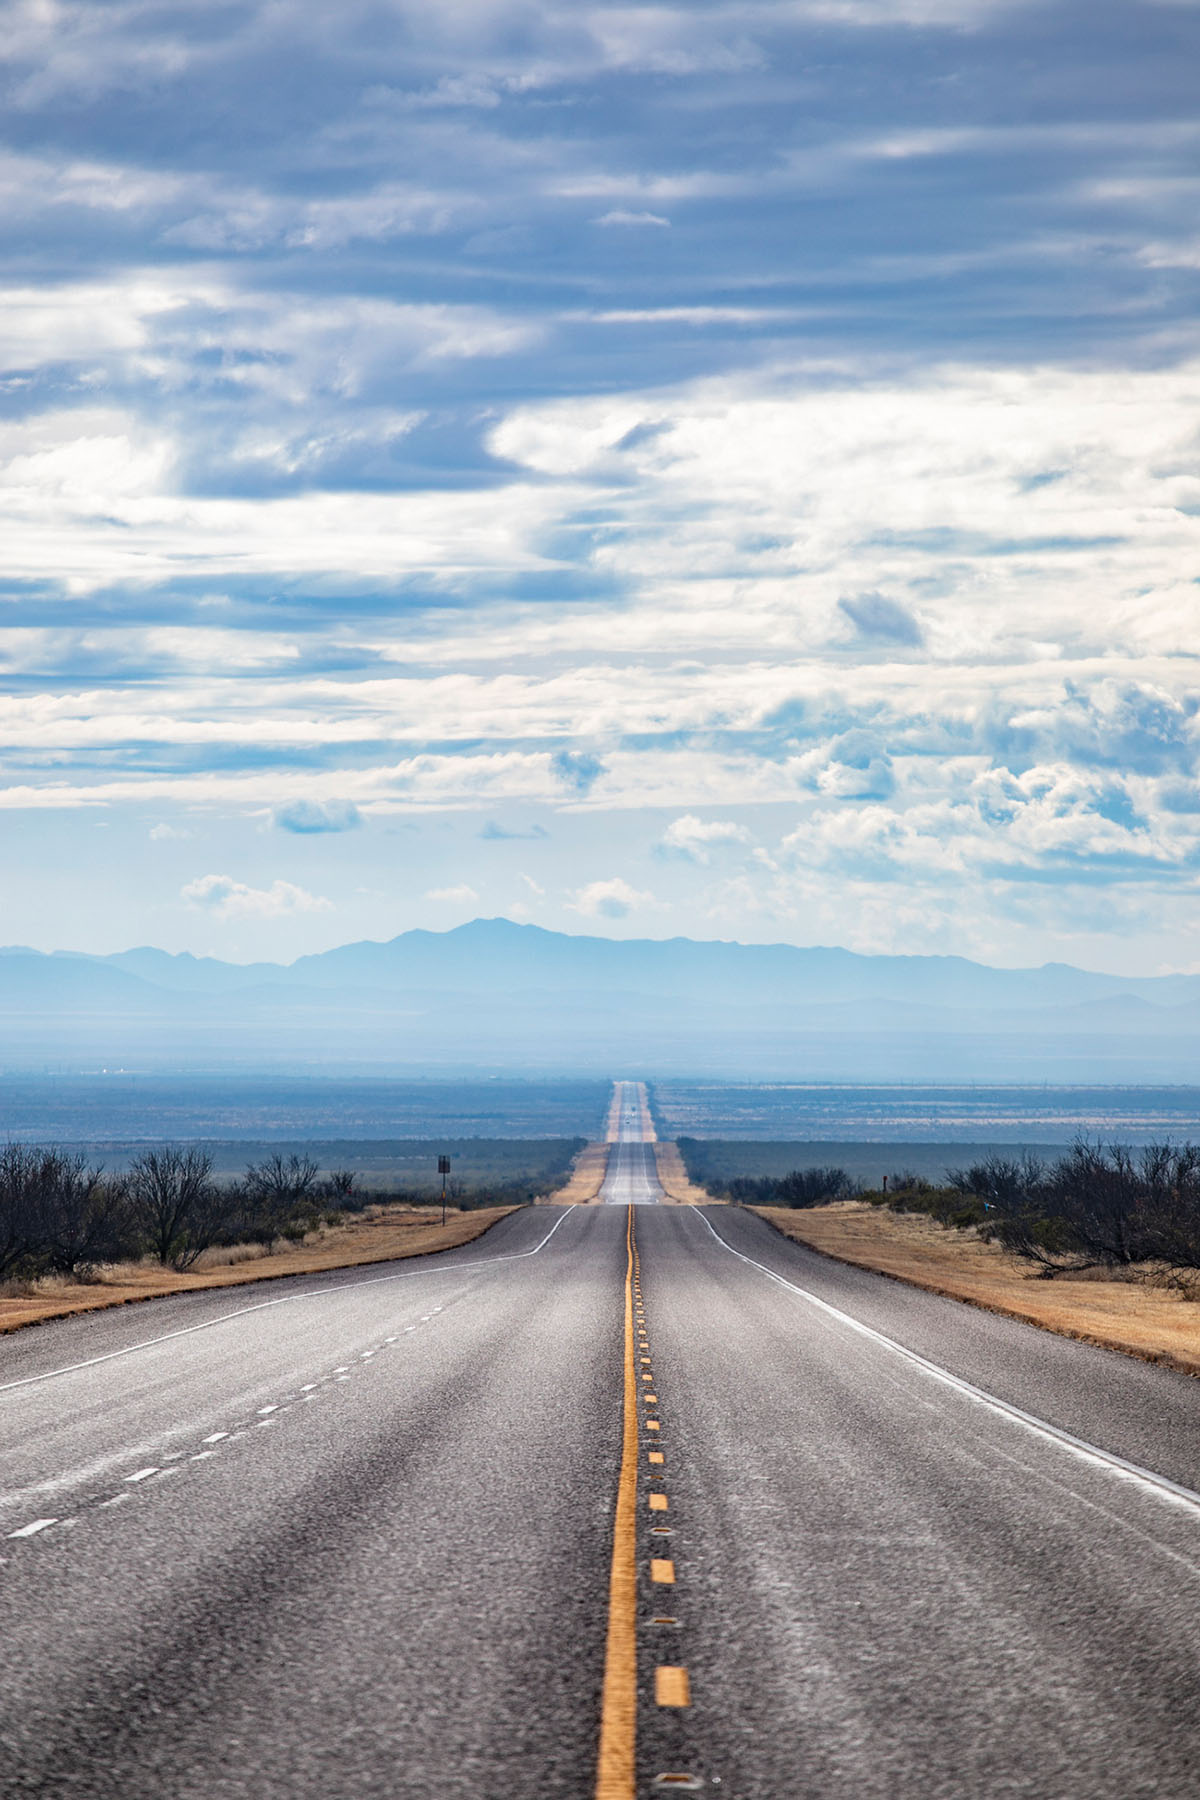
[0,919,1197,1080]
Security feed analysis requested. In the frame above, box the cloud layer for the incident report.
[2,1,1199,969]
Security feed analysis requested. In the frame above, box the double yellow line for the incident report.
[594,1205,639,1799]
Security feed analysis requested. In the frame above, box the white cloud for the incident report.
[569,877,656,919]
[181,873,332,918]
[149,821,189,840]
[660,815,752,862]
[273,799,362,834]
[424,883,480,904]
[593,210,671,228]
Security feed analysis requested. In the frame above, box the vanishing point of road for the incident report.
[3,1081,1200,1797]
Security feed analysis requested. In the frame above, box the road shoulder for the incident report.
[0,1205,518,1336]
[750,1201,1200,1377]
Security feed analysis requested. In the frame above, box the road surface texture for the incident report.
[601,1080,661,1207]
[4,1161,1200,1793]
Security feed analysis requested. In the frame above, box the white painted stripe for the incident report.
[202,1431,228,1443]
[257,1404,278,1415]
[694,1209,1200,1522]
[0,1207,576,1394]
[8,1517,57,1537]
[124,1466,158,1483]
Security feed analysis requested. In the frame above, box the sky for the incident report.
[2,0,1200,973]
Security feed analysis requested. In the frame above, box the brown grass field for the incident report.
[753,1201,1200,1377]
[0,1204,516,1337]
[605,1088,622,1142]
[545,1141,611,1203]
[636,1080,657,1142]
[654,1142,710,1205]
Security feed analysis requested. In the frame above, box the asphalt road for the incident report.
[602,1079,662,1206]
[4,1202,1200,1798]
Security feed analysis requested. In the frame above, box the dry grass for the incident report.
[653,1142,709,1205]
[0,1204,517,1336]
[636,1081,657,1143]
[605,1088,622,1143]
[546,1141,611,1204]
[752,1201,1200,1377]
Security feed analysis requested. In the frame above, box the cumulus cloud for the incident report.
[272,799,363,834]
[149,821,189,840]
[424,884,480,904]
[181,874,332,917]
[570,877,655,919]
[660,815,752,862]
[551,751,607,796]
[838,592,924,648]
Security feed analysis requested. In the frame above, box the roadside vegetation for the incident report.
[682,1134,1200,1284]
[0,1137,580,1292]
[863,1143,1200,1286]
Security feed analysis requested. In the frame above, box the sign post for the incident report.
[438,1154,451,1226]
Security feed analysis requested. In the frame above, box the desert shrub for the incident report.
[0,1144,134,1279]
[242,1152,322,1246]
[717,1165,858,1208]
[127,1146,231,1270]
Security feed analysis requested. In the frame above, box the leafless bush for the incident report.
[945,1139,1200,1277]
[243,1152,322,1246]
[127,1146,229,1270]
[0,1144,132,1280]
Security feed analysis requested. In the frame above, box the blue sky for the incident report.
[2,0,1200,972]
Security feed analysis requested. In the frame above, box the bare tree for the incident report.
[128,1146,223,1269]
[0,1144,132,1280]
[243,1152,321,1246]
[325,1168,356,1204]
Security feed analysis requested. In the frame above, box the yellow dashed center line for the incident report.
[594,1207,639,1800]
[650,1558,676,1584]
[649,1493,668,1512]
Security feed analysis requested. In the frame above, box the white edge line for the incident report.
[0,1208,576,1396]
[694,1207,1200,1523]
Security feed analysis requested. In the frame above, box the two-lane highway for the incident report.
[4,1176,1200,1797]
[602,1080,663,1206]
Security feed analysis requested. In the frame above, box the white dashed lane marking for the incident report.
[2,1298,459,1556]
[8,1518,57,1538]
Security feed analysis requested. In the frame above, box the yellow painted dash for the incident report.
[649,1493,668,1512]
[650,1558,676,1584]
[648,1451,664,1464]
[655,1667,691,1708]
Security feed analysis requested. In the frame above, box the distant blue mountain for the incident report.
[0,920,1197,1078]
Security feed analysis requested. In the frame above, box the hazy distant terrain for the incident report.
[0,1075,610,1144]
[652,1082,1200,1145]
[3,919,1200,1081]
